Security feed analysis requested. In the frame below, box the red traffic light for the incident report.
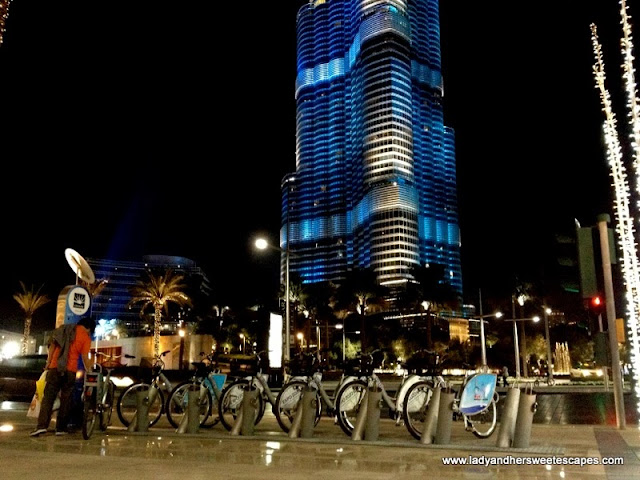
[590,295,604,314]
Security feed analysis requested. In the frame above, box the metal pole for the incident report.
[285,245,290,364]
[543,306,554,383]
[512,297,521,380]
[342,325,346,362]
[479,289,486,367]
[597,214,625,429]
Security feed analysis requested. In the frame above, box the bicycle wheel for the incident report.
[334,379,367,436]
[274,380,322,433]
[402,380,434,440]
[218,379,264,431]
[117,383,165,428]
[82,385,98,440]
[166,381,213,429]
[99,380,115,431]
[464,399,497,438]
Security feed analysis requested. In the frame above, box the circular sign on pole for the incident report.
[67,286,91,316]
[55,285,92,328]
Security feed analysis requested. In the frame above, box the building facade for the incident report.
[86,255,211,335]
[282,0,462,296]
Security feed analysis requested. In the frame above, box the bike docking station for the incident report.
[350,386,382,442]
[177,383,202,434]
[288,385,318,439]
[420,372,498,446]
[230,384,260,436]
[128,385,150,433]
[495,382,537,448]
[419,385,441,445]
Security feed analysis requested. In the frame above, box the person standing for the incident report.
[30,317,94,436]
[502,365,509,387]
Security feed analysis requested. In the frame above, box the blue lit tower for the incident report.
[282,0,462,296]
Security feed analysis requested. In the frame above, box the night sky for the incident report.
[0,1,635,334]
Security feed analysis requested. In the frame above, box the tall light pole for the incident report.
[542,306,554,383]
[475,288,502,367]
[473,312,503,367]
[503,315,540,380]
[255,237,291,363]
[335,323,345,362]
[178,326,185,370]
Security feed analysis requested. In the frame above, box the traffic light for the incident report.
[590,295,604,315]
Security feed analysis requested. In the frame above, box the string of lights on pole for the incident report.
[590,0,640,410]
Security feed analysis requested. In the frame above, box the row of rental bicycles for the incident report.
[82,348,501,441]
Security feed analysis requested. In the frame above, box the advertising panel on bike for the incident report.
[459,373,497,415]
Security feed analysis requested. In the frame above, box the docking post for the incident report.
[496,385,520,447]
[420,385,441,445]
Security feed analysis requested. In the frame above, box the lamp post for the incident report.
[472,312,503,367]
[542,306,554,383]
[503,315,540,380]
[335,323,345,362]
[255,237,291,364]
[178,326,185,370]
[239,333,246,353]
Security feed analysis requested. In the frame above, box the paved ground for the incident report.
[1,385,639,480]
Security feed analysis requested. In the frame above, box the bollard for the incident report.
[350,389,369,441]
[300,386,317,438]
[434,389,455,445]
[496,386,520,447]
[420,386,441,445]
[129,385,149,433]
[288,397,304,438]
[240,385,259,436]
[229,405,243,436]
[186,384,200,434]
[364,387,381,441]
[513,385,537,448]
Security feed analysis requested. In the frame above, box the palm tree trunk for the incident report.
[22,315,32,354]
[153,309,162,358]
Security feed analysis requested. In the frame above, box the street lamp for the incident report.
[255,237,291,364]
[239,333,246,353]
[335,324,345,362]
[178,326,185,370]
[543,306,554,383]
[503,315,540,380]
[296,332,305,351]
[471,312,503,367]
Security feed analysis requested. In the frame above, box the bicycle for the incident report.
[533,371,556,387]
[402,366,499,440]
[82,351,130,439]
[332,349,429,436]
[217,351,279,431]
[166,353,227,429]
[116,350,173,429]
[273,351,356,433]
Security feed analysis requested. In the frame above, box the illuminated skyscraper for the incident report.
[282,0,462,295]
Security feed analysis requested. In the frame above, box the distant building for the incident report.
[86,255,211,335]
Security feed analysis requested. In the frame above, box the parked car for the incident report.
[0,354,47,402]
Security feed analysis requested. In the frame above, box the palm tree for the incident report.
[333,268,389,352]
[398,264,461,349]
[13,281,50,354]
[127,269,192,358]
[80,277,109,299]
